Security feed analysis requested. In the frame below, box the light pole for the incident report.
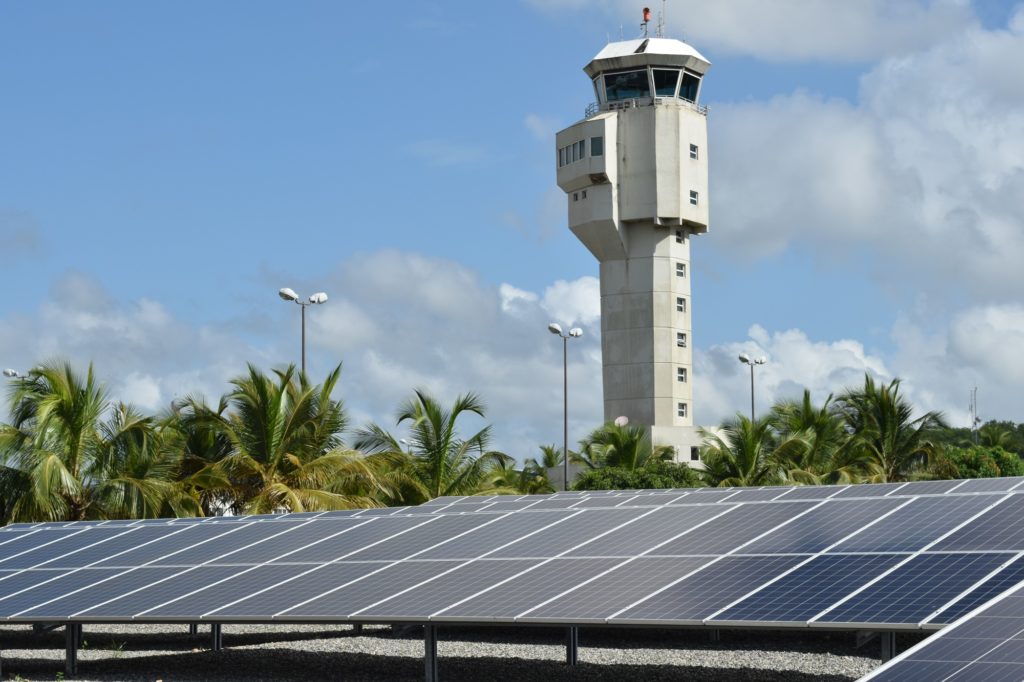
[549,323,583,491]
[738,353,767,421]
[3,369,27,380]
[278,288,328,375]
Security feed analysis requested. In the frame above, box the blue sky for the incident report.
[3,1,1024,458]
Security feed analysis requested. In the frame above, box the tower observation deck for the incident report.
[555,36,711,464]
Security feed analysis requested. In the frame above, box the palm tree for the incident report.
[770,390,873,484]
[699,415,792,487]
[836,375,946,482]
[354,390,512,504]
[186,364,383,514]
[0,361,192,521]
[576,423,675,472]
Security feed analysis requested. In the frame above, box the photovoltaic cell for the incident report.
[930,558,1024,624]
[932,495,1024,552]
[720,488,791,503]
[818,552,1009,625]
[262,517,429,564]
[712,553,905,624]
[865,588,1024,681]
[91,524,239,567]
[42,527,198,568]
[342,514,496,561]
[740,498,906,554]
[832,482,910,499]
[282,560,462,617]
[487,508,649,559]
[433,558,622,620]
[203,519,373,565]
[355,559,537,619]
[566,505,731,558]
[779,485,848,501]
[0,529,116,569]
[208,562,383,617]
[826,494,999,553]
[652,502,815,556]
[896,479,968,496]
[15,566,185,618]
[954,477,1024,494]
[616,555,805,622]
[519,556,714,622]
[140,563,309,617]
[414,511,578,560]
[75,565,243,617]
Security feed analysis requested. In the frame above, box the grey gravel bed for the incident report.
[0,623,898,681]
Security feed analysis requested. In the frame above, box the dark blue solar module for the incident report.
[826,494,999,553]
[432,558,623,621]
[832,482,911,499]
[652,502,815,556]
[519,556,715,622]
[566,505,732,558]
[740,497,905,554]
[486,508,648,559]
[15,566,186,619]
[865,587,1024,681]
[817,552,1009,625]
[930,558,1024,624]
[75,565,243,618]
[615,555,806,623]
[954,477,1024,494]
[932,494,1024,552]
[712,553,906,624]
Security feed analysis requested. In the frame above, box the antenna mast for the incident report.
[657,0,666,38]
[969,386,980,443]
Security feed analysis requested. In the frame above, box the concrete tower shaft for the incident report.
[555,37,711,463]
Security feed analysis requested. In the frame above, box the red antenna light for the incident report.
[643,7,652,22]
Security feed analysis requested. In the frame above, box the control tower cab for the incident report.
[556,37,711,464]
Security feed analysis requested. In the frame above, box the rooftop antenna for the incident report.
[641,6,651,38]
[656,0,666,38]
[969,386,981,443]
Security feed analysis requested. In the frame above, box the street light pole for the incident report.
[548,323,583,491]
[279,288,328,375]
[738,353,767,421]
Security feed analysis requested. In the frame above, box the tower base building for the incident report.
[556,38,711,465]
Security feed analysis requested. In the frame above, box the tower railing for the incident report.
[586,97,709,118]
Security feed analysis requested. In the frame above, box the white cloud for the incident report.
[711,15,1024,299]
[529,0,977,62]
[524,113,560,142]
[540,277,601,327]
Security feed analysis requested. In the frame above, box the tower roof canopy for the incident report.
[584,38,711,78]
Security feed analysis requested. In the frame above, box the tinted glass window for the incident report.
[653,69,680,97]
[605,70,650,101]
[591,136,603,156]
[680,73,701,102]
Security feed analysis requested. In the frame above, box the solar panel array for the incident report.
[863,582,1024,681]
[2,477,1024,632]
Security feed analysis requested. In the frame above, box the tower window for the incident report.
[653,68,681,97]
[559,148,565,167]
[675,230,684,244]
[571,143,578,163]
[690,446,700,462]
[680,71,701,102]
[573,192,579,202]
[576,140,585,160]
[690,144,699,160]
[605,69,651,101]
[677,402,688,418]
[677,332,687,347]
[677,367,687,382]
[690,190,699,206]
[591,136,604,157]
[582,190,587,199]
[676,263,686,278]
[676,297,686,313]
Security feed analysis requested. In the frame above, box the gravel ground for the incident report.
[0,624,908,681]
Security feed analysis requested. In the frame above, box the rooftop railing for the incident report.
[585,97,709,118]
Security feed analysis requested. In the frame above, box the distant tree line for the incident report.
[0,360,1020,524]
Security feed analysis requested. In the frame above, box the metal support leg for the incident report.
[189,623,198,637]
[65,622,81,677]
[708,629,721,643]
[566,626,579,666]
[352,623,363,635]
[881,631,897,662]
[424,625,438,682]
[211,623,223,652]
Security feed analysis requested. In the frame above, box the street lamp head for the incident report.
[568,327,583,338]
[3,368,19,378]
[756,356,768,365]
[278,287,299,302]
[309,292,328,305]
[614,415,629,426]
[548,323,563,336]
[738,353,751,364]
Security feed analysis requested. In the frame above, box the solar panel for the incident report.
[862,584,1024,681]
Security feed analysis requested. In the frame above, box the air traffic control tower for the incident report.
[555,36,710,464]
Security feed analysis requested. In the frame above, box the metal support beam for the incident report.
[566,626,579,666]
[65,622,81,677]
[708,629,721,643]
[189,623,198,637]
[352,623,363,635]
[424,624,438,682]
[211,623,223,652]
[881,631,897,662]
